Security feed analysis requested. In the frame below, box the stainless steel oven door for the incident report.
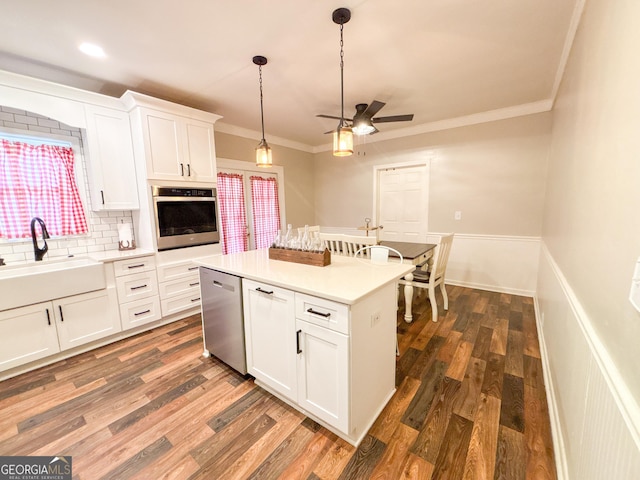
[153,195,219,251]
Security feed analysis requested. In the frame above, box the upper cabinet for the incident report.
[123,92,221,184]
[84,104,139,210]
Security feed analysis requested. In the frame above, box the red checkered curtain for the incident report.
[217,172,248,254]
[250,176,281,249]
[0,139,88,239]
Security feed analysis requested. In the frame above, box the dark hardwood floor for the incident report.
[0,285,556,479]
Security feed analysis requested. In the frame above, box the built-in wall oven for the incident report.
[152,186,219,251]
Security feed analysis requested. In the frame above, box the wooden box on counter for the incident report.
[268,247,331,267]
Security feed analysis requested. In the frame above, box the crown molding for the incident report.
[214,122,314,153]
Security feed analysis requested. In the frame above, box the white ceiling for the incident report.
[0,0,580,150]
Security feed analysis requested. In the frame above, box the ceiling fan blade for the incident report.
[363,100,385,118]
[316,114,343,121]
[372,114,414,123]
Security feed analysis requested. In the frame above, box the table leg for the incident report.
[403,272,414,323]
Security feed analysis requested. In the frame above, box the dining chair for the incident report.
[399,233,454,323]
[342,234,377,257]
[354,245,405,356]
[319,233,346,255]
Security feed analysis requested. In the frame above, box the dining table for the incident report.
[380,240,437,323]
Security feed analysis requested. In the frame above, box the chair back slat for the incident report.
[432,233,454,280]
[319,233,346,255]
[342,235,377,257]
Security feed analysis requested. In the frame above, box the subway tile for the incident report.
[0,112,14,122]
[13,114,38,125]
[37,118,61,129]
[3,121,27,130]
[1,106,26,115]
[68,246,89,255]
[87,245,105,253]
[1,253,27,263]
[27,125,52,133]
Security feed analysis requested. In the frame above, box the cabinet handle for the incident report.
[189,282,200,287]
[188,266,199,271]
[256,287,273,295]
[127,264,145,269]
[191,297,201,302]
[187,164,191,177]
[134,309,151,316]
[58,305,64,322]
[296,329,302,354]
[45,308,51,325]
[100,190,105,205]
[306,308,331,318]
[131,284,147,290]
[180,163,184,176]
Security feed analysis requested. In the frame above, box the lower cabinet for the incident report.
[0,289,120,372]
[113,255,161,330]
[243,279,297,401]
[157,260,202,317]
[242,278,351,435]
[296,318,349,432]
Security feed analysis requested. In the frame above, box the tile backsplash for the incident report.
[0,106,135,264]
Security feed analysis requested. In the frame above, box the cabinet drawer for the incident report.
[156,261,200,282]
[295,292,349,335]
[160,291,202,317]
[120,296,162,330]
[113,256,156,277]
[158,274,200,299]
[116,271,158,302]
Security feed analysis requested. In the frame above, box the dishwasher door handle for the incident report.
[212,280,235,292]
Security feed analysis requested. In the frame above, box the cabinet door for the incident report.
[141,109,184,179]
[243,279,297,401]
[54,289,121,350]
[184,120,216,182]
[296,319,349,433]
[84,104,139,210]
[0,302,60,372]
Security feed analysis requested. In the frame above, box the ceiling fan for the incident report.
[317,100,414,135]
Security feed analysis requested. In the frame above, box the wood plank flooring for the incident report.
[0,285,556,479]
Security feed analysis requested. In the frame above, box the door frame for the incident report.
[372,156,433,242]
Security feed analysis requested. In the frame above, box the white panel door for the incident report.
[377,164,429,242]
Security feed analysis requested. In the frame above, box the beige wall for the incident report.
[313,113,552,236]
[214,131,316,229]
[541,0,640,399]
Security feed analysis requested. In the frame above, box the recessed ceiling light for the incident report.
[78,42,106,58]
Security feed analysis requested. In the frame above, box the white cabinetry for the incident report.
[0,289,120,372]
[243,279,297,401]
[156,260,202,317]
[113,255,161,330]
[0,303,61,371]
[123,92,221,183]
[54,289,120,350]
[83,104,139,210]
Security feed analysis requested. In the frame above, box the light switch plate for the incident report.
[629,257,640,312]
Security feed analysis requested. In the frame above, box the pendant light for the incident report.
[332,8,353,157]
[253,55,272,167]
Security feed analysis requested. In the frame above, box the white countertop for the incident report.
[195,249,415,305]
[88,248,156,262]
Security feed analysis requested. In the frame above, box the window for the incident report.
[0,137,88,239]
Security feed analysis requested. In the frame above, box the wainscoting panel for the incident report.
[319,229,540,296]
[536,245,640,479]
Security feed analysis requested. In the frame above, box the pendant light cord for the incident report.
[339,22,345,128]
[259,64,266,141]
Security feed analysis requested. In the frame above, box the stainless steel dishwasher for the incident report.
[199,267,247,374]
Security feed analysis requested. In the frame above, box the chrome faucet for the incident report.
[30,217,50,261]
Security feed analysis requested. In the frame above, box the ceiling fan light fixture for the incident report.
[333,125,353,156]
[253,55,272,168]
[352,119,376,136]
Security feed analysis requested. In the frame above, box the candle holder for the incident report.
[118,239,136,251]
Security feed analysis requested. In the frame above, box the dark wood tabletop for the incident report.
[379,241,436,259]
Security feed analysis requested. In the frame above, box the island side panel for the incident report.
[349,281,398,442]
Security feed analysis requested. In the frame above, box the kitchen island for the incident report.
[195,249,414,446]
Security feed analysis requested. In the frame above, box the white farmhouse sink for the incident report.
[0,256,106,311]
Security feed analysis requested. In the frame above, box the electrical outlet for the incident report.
[371,311,381,327]
[454,211,462,220]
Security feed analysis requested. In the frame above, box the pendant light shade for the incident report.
[253,55,272,168]
[333,125,353,156]
[332,8,353,157]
